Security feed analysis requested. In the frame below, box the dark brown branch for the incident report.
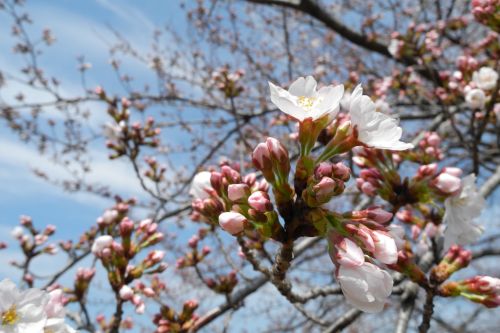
[322,308,362,333]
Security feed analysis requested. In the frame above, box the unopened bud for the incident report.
[227,184,250,202]
[247,191,273,212]
[218,212,246,235]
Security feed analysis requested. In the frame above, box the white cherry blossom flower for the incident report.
[0,279,48,333]
[443,174,485,249]
[269,76,344,122]
[472,67,498,91]
[465,88,486,109]
[189,171,213,200]
[349,85,414,150]
[337,262,393,313]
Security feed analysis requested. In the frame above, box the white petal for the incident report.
[288,76,317,97]
[189,171,213,199]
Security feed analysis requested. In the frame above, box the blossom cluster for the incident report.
[189,75,496,313]
[92,202,167,315]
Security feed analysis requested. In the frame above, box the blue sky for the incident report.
[0,0,190,279]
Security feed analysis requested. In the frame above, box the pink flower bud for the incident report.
[202,246,211,256]
[427,132,441,146]
[360,181,377,196]
[20,215,32,226]
[221,165,241,183]
[135,301,145,314]
[313,177,338,198]
[188,235,199,248]
[218,212,246,235]
[396,209,413,223]
[44,224,57,235]
[315,162,333,179]
[266,137,287,161]
[119,285,134,301]
[227,184,250,202]
[433,172,461,194]
[35,234,48,245]
[148,250,165,263]
[243,173,257,186]
[332,162,351,181]
[418,163,438,178]
[119,218,134,236]
[248,191,273,213]
[102,209,119,225]
[366,207,393,224]
[143,287,156,297]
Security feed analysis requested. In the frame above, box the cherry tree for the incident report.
[0,0,499,332]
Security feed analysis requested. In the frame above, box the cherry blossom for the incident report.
[189,171,213,199]
[443,174,485,249]
[0,279,48,333]
[349,85,414,150]
[472,66,499,91]
[269,76,344,122]
[337,262,393,313]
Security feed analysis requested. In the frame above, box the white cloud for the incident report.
[94,0,155,32]
[0,134,147,207]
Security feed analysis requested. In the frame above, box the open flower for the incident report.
[349,85,413,150]
[269,76,344,122]
[472,67,498,91]
[465,88,486,109]
[189,171,213,199]
[336,262,393,313]
[443,174,485,249]
[0,279,48,333]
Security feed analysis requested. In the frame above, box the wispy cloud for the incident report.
[94,0,155,32]
[0,135,147,206]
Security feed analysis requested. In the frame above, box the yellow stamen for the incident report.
[2,305,19,326]
[297,96,316,110]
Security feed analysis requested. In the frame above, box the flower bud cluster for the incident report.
[328,210,399,312]
[144,156,167,182]
[211,66,245,98]
[472,0,500,30]
[72,267,96,301]
[100,91,161,159]
[8,216,60,286]
[90,202,167,316]
[416,132,443,162]
[190,159,283,240]
[135,275,166,298]
[430,245,472,283]
[429,167,463,195]
[176,230,211,268]
[153,299,199,333]
[204,270,238,294]
[440,276,500,308]
[302,162,350,207]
